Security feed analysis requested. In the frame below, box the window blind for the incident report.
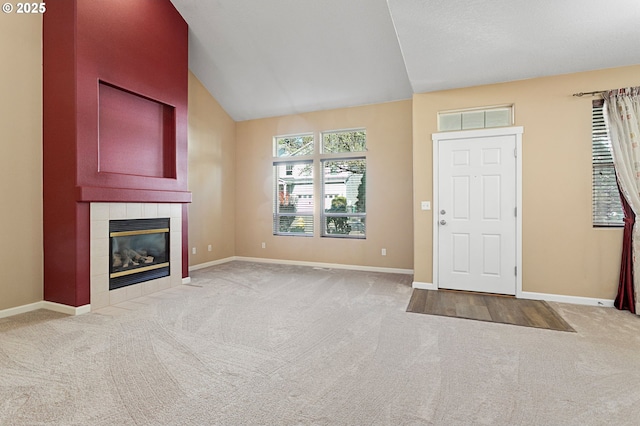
[592,99,624,227]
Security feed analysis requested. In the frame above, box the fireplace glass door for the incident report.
[109,218,170,290]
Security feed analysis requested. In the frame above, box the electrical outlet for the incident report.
[381,248,387,256]
[208,244,212,252]
[192,247,196,254]
[421,201,431,210]
[261,242,266,249]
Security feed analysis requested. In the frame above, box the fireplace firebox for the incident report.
[109,218,170,290]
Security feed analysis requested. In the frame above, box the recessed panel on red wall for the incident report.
[98,82,176,178]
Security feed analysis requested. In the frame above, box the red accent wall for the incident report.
[43,0,190,307]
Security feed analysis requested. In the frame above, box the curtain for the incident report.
[616,180,635,313]
[604,87,640,314]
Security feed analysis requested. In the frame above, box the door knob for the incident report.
[440,209,446,215]
[440,220,447,225]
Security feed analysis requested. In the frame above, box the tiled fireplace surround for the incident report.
[90,202,183,310]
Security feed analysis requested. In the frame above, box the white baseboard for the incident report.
[0,301,91,319]
[42,301,91,315]
[189,256,237,272]
[182,277,192,285]
[519,291,614,307]
[0,302,44,319]
[412,281,437,290]
[234,256,414,275]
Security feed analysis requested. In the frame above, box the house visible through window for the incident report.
[321,130,366,238]
[273,130,367,238]
[592,99,624,227]
[273,134,314,235]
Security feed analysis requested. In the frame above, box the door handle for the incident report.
[440,220,447,225]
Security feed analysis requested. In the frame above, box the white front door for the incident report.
[436,132,517,295]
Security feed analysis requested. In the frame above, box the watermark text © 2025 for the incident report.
[2,2,46,14]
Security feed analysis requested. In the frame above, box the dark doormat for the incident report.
[407,289,575,332]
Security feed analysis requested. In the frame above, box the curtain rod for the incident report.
[572,90,606,97]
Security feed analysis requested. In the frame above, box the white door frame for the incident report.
[432,126,523,297]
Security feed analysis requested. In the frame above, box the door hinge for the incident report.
[514,148,517,158]
[515,266,517,276]
[514,207,517,217]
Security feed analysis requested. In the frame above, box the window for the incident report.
[272,130,367,238]
[592,99,623,227]
[275,134,314,157]
[273,134,314,235]
[438,105,513,131]
[321,130,366,238]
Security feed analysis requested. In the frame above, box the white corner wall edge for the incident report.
[0,301,91,319]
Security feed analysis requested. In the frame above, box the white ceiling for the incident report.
[170,0,640,121]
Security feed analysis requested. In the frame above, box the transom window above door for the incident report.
[438,105,514,132]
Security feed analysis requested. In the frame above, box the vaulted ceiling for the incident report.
[169,0,640,121]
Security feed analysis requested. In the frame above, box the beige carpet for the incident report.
[1,261,640,425]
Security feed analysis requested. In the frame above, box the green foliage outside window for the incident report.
[278,193,297,232]
[276,135,314,157]
[326,196,350,234]
[322,130,366,153]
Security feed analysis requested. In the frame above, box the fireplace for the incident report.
[109,218,170,290]
[90,203,183,310]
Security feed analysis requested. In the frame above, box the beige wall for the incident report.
[414,65,640,299]
[235,101,414,269]
[187,72,237,265]
[0,15,43,310]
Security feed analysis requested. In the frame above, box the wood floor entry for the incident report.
[407,289,575,332]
